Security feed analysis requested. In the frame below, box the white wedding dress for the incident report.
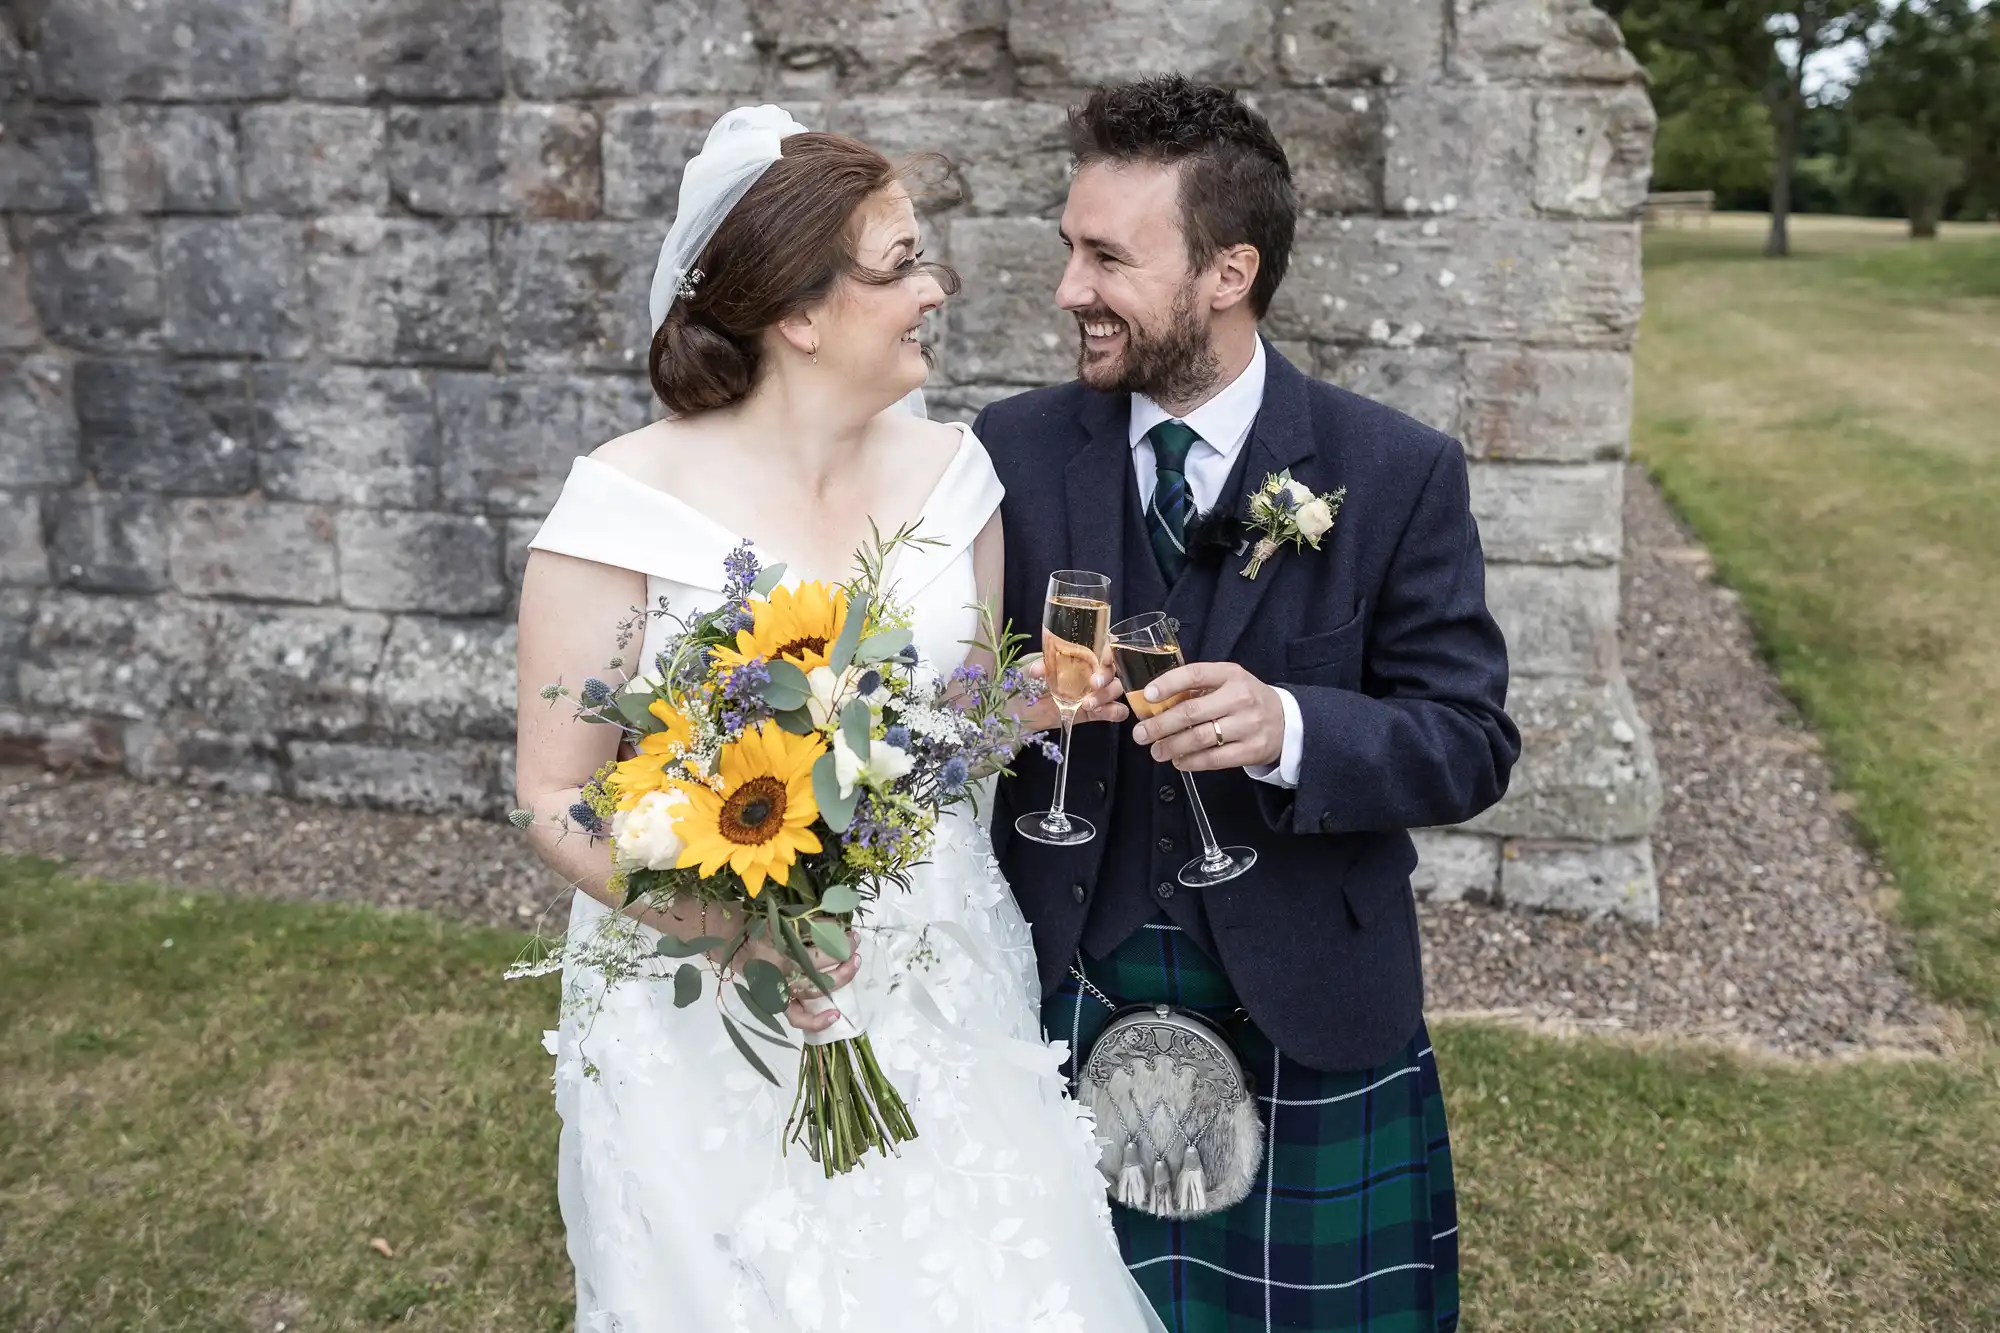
[529,425,1165,1333]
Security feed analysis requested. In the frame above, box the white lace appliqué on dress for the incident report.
[529,426,1166,1333]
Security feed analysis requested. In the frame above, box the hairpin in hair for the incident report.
[677,267,704,301]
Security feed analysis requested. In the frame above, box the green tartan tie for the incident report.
[1145,419,1200,584]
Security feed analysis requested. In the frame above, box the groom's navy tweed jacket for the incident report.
[975,343,1520,1072]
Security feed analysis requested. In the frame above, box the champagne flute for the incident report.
[1110,611,1258,888]
[1015,570,1111,847]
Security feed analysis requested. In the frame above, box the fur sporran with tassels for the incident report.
[1075,1004,1264,1219]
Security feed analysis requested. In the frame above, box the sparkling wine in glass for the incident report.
[1110,611,1258,888]
[1015,570,1111,847]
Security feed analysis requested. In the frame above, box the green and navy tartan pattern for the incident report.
[1145,419,1200,584]
[1047,922,1459,1333]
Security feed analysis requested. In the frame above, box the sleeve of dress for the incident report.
[888,425,1006,599]
[527,456,733,588]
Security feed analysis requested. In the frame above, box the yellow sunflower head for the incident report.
[606,701,697,810]
[711,582,849,674]
[674,720,826,896]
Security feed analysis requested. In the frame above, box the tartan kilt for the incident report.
[1046,922,1460,1333]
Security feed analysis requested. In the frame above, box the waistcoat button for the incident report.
[1158,784,1176,803]
[1156,881,1177,900]
[1070,882,1086,904]
[1157,836,1174,853]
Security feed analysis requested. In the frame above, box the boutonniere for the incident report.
[1241,472,1346,580]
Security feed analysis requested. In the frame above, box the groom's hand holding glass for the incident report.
[1128,660,1288,772]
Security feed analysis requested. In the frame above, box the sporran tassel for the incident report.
[1148,1156,1172,1214]
[1116,1141,1148,1209]
[1176,1159,1207,1213]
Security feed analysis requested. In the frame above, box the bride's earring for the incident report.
[810,344,819,365]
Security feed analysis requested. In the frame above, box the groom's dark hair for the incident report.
[1068,76,1296,318]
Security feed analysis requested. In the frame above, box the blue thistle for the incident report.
[884,725,910,751]
[940,756,970,793]
[567,801,605,833]
[580,677,614,706]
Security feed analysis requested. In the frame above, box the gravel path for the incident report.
[0,467,1943,1057]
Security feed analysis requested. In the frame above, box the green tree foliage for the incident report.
[1852,119,1966,237]
[1847,0,2000,227]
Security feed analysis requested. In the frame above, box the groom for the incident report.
[976,76,1519,1332]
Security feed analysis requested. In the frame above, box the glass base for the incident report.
[1179,845,1257,888]
[1014,810,1097,847]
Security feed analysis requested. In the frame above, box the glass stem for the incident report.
[1045,704,1080,832]
[1181,770,1231,870]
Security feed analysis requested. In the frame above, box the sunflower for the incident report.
[674,720,826,896]
[606,701,697,810]
[711,582,849,674]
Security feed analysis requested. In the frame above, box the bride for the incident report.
[514,107,1160,1333]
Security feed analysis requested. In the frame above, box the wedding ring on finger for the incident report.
[1211,719,1226,748]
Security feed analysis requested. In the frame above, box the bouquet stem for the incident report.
[786,1035,918,1177]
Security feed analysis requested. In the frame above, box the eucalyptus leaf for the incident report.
[763,685,810,712]
[811,751,858,833]
[808,917,854,962]
[854,628,913,664]
[774,919,835,993]
[765,659,810,695]
[733,982,788,1036]
[654,934,725,959]
[721,1014,781,1084]
[828,591,871,673]
[773,706,818,736]
[742,959,788,1016]
[818,882,861,916]
[672,963,702,1008]
[613,690,664,733]
[751,562,788,596]
[839,698,871,764]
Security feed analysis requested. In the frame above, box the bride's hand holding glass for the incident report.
[1015,655,1129,732]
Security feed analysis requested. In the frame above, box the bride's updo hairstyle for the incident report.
[650,132,961,415]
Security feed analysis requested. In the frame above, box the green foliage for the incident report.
[1653,92,1776,195]
[1851,119,1967,236]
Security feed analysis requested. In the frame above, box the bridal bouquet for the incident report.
[511,527,1046,1176]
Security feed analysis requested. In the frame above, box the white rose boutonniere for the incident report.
[1242,470,1347,579]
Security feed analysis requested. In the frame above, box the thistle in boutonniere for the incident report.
[1241,471,1346,580]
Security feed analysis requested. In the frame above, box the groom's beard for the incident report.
[1075,282,1221,407]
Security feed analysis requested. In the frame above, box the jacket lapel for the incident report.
[1064,389,1132,601]
[1195,342,1319,665]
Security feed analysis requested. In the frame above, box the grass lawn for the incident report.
[1636,213,2000,1013]
[6,860,2000,1332]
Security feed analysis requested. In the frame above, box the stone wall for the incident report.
[0,0,1662,919]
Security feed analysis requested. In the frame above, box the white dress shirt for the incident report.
[1128,338,1305,789]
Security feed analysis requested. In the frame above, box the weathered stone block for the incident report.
[756,0,1010,93]
[1252,92,1381,216]
[496,222,657,371]
[1411,829,1499,904]
[1534,88,1656,220]
[1382,86,1535,218]
[91,106,239,214]
[337,510,505,615]
[370,615,516,741]
[1278,0,1448,85]
[1451,0,1641,83]
[600,100,735,219]
[0,229,38,350]
[1485,563,1618,678]
[943,217,1073,385]
[241,106,387,214]
[292,0,503,100]
[0,492,49,586]
[923,383,1029,425]
[1012,0,1273,87]
[820,99,1070,216]
[0,589,40,706]
[387,104,600,218]
[1468,461,1620,565]
[169,499,338,604]
[501,0,761,98]
[23,217,162,352]
[1464,674,1659,840]
[48,492,171,593]
[1461,347,1632,462]
[36,0,292,101]
[0,107,97,212]
[75,359,254,495]
[288,739,506,813]
[307,218,497,366]
[0,356,82,487]
[124,725,283,795]
[1267,219,1642,346]
[21,591,187,719]
[1318,345,1463,436]
[254,366,440,507]
[1499,838,1657,923]
[0,20,23,103]
[180,601,387,738]
[436,372,654,514]
[161,220,309,359]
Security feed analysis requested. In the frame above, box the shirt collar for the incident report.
[1128,336,1268,460]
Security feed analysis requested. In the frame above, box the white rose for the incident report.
[610,788,690,870]
[832,732,915,798]
[1280,478,1314,507]
[1295,497,1335,541]
[805,663,892,729]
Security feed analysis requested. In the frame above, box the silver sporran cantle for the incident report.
[1074,1000,1264,1219]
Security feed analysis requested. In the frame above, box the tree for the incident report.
[1847,0,2000,227]
[1851,118,1966,236]
[1604,0,1880,256]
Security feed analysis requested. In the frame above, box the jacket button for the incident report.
[1157,836,1175,853]
[1156,881,1177,900]
[1158,784,1176,803]
[1094,780,1107,800]
[1071,882,1087,904]
[1320,813,1338,833]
